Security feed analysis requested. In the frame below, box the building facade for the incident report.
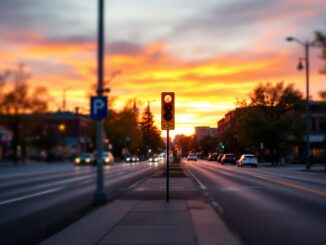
[217,101,326,163]
[195,126,217,142]
[0,111,92,161]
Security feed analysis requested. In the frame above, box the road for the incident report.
[184,159,326,245]
[0,161,163,244]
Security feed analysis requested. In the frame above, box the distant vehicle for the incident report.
[74,153,95,165]
[187,153,197,161]
[216,154,224,163]
[125,155,139,163]
[102,151,114,165]
[221,153,236,165]
[158,153,167,161]
[148,156,159,162]
[93,152,114,165]
[208,153,218,161]
[237,154,258,167]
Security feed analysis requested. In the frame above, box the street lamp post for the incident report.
[94,0,107,203]
[286,36,314,170]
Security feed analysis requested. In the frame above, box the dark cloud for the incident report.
[173,0,298,34]
[41,35,95,45]
[0,0,56,29]
[0,0,92,37]
[106,41,143,55]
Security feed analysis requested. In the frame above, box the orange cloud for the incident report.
[1,33,325,137]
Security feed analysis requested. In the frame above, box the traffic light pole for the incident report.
[166,129,170,202]
[161,92,174,203]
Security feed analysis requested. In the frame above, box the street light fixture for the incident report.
[286,36,315,170]
[297,59,304,71]
[58,123,66,160]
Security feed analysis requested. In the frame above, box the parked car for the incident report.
[237,154,258,167]
[187,152,197,161]
[221,153,236,165]
[208,153,218,161]
[74,153,95,165]
[216,154,224,163]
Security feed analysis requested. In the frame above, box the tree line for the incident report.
[175,27,326,161]
[0,65,165,162]
[1,27,326,162]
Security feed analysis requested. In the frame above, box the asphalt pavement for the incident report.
[41,165,242,245]
[0,161,164,244]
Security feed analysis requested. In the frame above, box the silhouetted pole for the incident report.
[166,129,170,202]
[286,37,313,170]
[94,0,106,203]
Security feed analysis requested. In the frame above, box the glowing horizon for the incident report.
[0,0,325,137]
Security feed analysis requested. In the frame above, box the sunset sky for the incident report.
[0,0,325,137]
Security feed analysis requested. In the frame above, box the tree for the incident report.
[314,28,326,98]
[319,91,326,101]
[0,64,50,163]
[231,82,304,164]
[198,135,218,156]
[174,135,195,157]
[315,28,326,74]
[104,100,142,159]
[220,121,244,154]
[0,70,11,99]
[139,104,165,156]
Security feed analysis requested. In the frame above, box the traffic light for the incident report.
[161,92,175,130]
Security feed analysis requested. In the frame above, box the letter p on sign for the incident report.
[90,96,108,119]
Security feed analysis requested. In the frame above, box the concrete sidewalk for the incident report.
[41,177,242,245]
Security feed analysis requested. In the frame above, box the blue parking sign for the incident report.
[90,96,108,119]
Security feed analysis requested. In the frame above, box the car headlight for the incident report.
[126,157,130,161]
[105,158,109,163]
[75,158,80,164]
[86,158,91,163]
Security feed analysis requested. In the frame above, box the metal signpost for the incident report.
[93,0,107,203]
[161,92,175,202]
[91,96,108,119]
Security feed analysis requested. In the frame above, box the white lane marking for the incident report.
[126,177,147,191]
[186,164,224,214]
[187,169,207,190]
[0,187,64,206]
[115,172,126,176]
[81,179,94,185]
[212,201,224,214]
[220,187,240,192]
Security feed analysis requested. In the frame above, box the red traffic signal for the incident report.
[161,92,175,130]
